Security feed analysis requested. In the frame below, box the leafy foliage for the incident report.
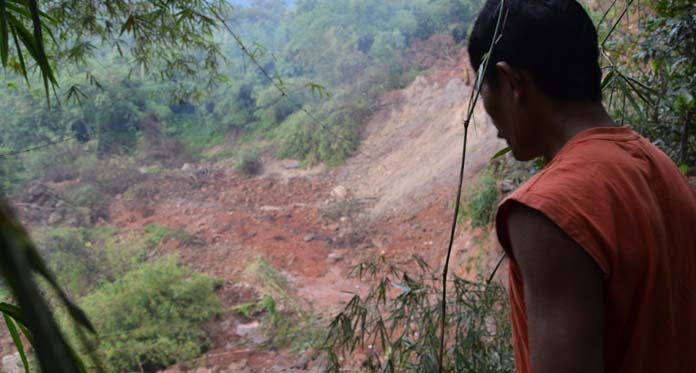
[235,146,262,176]
[464,170,500,228]
[324,256,513,372]
[33,225,173,298]
[598,0,696,169]
[0,0,486,179]
[76,258,222,372]
[0,0,227,103]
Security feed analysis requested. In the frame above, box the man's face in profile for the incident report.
[478,65,545,162]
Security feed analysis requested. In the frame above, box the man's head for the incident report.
[468,0,602,160]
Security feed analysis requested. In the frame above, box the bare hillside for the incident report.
[339,56,504,217]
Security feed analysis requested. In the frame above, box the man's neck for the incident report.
[540,101,616,161]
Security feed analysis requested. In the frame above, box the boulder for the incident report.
[331,185,348,199]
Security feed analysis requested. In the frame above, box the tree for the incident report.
[0,1,231,371]
[1,0,227,105]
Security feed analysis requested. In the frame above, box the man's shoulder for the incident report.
[516,134,653,198]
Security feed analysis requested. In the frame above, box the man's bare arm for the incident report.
[507,202,604,373]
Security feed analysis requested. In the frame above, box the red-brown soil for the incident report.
[5,37,506,372]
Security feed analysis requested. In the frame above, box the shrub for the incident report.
[63,184,110,223]
[173,115,224,156]
[236,147,262,176]
[34,227,101,297]
[34,226,145,297]
[465,170,500,228]
[274,108,363,168]
[144,224,190,248]
[80,158,145,196]
[78,258,222,372]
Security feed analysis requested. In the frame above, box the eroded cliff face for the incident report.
[338,55,504,218]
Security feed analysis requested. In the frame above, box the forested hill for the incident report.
[0,0,485,194]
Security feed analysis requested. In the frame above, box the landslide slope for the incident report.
[338,53,504,218]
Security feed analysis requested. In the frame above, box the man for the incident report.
[467,1,696,372]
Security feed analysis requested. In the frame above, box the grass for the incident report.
[143,224,192,250]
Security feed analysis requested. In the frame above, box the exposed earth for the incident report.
[6,42,506,372]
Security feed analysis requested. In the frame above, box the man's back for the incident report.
[496,126,696,372]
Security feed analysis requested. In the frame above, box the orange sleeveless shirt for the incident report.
[496,127,696,373]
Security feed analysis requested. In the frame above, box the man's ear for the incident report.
[495,62,523,102]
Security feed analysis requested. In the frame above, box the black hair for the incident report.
[468,0,602,102]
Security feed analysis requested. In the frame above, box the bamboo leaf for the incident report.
[26,0,55,105]
[601,69,615,91]
[597,0,619,27]
[0,302,25,324]
[601,0,634,47]
[0,201,91,372]
[490,147,511,160]
[120,14,134,35]
[0,0,8,66]
[9,24,29,85]
[3,313,29,373]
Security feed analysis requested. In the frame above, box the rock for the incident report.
[181,163,192,171]
[235,321,268,345]
[501,180,515,194]
[325,223,340,231]
[293,354,312,370]
[371,238,385,249]
[227,359,250,373]
[281,160,301,169]
[304,233,316,242]
[331,185,348,199]
[47,211,63,225]
[2,353,22,373]
[260,205,282,212]
[235,321,260,337]
[339,216,348,223]
[327,253,344,264]
[195,368,210,373]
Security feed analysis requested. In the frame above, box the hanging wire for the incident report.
[0,136,77,158]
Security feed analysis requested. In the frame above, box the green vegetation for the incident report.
[243,257,324,352]
[77,258,222,372]
[611,0,696,169]
[35,226,143,297]
[464,170,500,228]
[0,0,488,195]
[235,147,262,176]
[144,224,190,249]
[325,255,513,372]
